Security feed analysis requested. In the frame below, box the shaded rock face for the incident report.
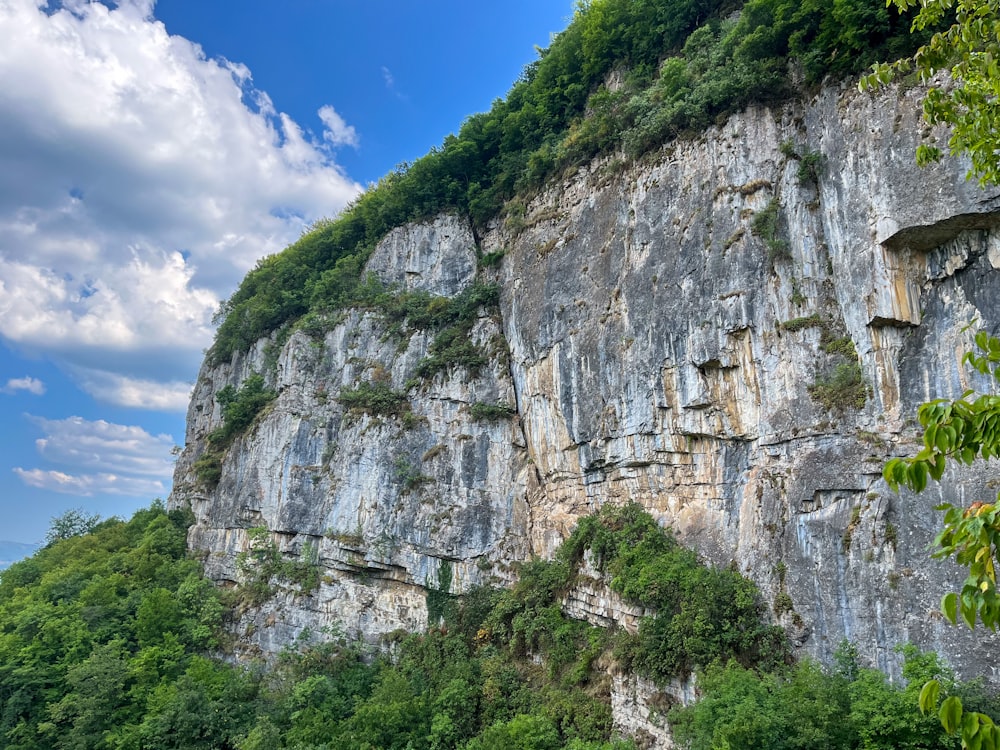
[171,82,1000,686]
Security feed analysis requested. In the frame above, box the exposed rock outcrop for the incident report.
[171,80,1000,711]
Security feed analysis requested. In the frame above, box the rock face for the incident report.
[171,81,1000,695]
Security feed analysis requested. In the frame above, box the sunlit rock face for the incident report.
[171,81,1000,693]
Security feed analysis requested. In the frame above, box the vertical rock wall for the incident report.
[171,82,1000,685]
[487,80,1000,680]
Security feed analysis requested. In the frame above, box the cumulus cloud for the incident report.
[71,369,193,412]
[0,0,363,407]
[2,377,45,395]
[13,415,175,498]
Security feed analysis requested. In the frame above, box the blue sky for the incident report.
[0,0,573,544]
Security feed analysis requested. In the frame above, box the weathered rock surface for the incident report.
[171,81,1000,729]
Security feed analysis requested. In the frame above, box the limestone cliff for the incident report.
[170,79,1000,702]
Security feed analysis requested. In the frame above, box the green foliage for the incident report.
[809,361,868,411]
[1,503,647,750]
[394,456,431,491]
[426,559,454,625]
[210,373,276,448]
[338,381,409,417]
[470,401,517,421]
[884,329,1000,748]
[193,451,223,488]
[353,278,501,383]
[559,503,790,682]
[824,335,858,359]
[235,527,321,605]
[478,250,506,269]
[670,644,983,750]
[781,313,825,332]
[884,330,1000,631]
[751,198,790,261]
[861,0,1000,186]
[772,591,795,616]
[780,141,826,185]
[0,502,246,750]
[14,499,989,750]
[44,508,102,546]
[780,313,866,410]
[194,373,276,490]
[796,149,825,186]
[411,282,501,381]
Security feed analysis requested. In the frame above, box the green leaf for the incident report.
[983,725,998,750]
[943,592,959,624]
[912,460,928,493]
[919,679,941,714]
[962,598,978,629]
[965,710,983,739]
[941,695,964,734]
[966,712,986,750]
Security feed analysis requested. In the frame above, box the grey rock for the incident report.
[171,82,1000,735]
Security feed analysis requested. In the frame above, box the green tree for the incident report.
[44,508,101,545]
[862,0,1000,186]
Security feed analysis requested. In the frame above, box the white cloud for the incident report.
[318,105,359,148]
[2,377,45,395]
[380,65,407,101]
[72,368,193,412]
[12,468,166,498]
[0,0,363,404]
[29,415,175,477]
[13,414,175,498]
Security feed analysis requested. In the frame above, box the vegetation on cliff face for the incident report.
[193,373,277,488]
[208,0,932,366]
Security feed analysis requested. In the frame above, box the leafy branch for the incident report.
[884,328,1000,748]
[860,0,1000,186]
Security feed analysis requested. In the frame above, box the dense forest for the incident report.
[208,0,934,365]
[2,503,995,749]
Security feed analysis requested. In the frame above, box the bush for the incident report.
[210,374,276,448]
[562,504,790,682]
[809,361,868,411]
[751,198,789,262]
[337,381,409,416]
[470,402,517,421]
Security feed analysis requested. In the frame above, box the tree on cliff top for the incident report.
[862,0,1000,186]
